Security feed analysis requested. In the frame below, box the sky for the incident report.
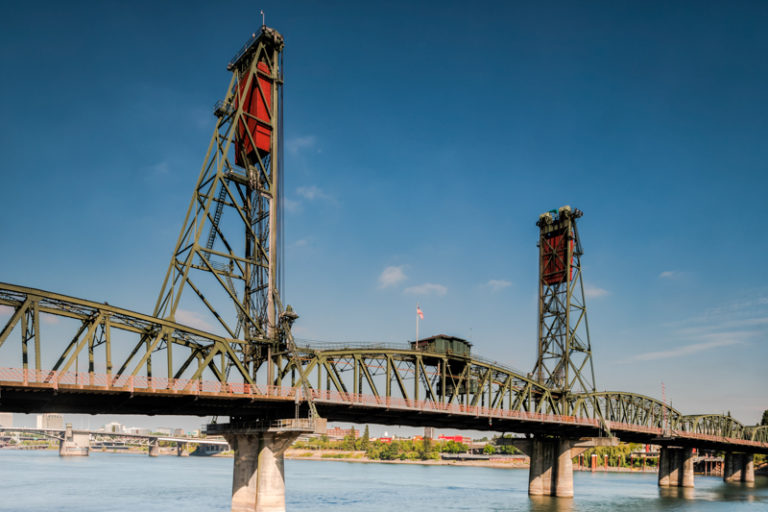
[0,1,766,433]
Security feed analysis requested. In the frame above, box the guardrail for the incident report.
[1,366,765,450]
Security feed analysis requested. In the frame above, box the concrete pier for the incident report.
[177,442,189,457]
[59,423,89,457]
[724,452,754,484]
[224,431,300,512]
[522,438,579,497]
[658,446,694,487]
[211,418,324,512]
[507,436,616,498]
[148,439,160,457]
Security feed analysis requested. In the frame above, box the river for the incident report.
[0,451,765,511]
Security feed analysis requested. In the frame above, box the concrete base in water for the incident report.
[658,447,694,488]
[724,452,755,484]
[223,431,300,512]
[59,423,89,457]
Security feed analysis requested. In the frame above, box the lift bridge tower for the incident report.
[153,26,301,388]
[531,206,596,400]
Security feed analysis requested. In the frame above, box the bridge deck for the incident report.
[2,367,765,453]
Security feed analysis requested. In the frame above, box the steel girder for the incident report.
[0,283,253,389]
[276,345,563,416]
[679,414,746,439]
[570,391,682,433]
[1,283,765,445]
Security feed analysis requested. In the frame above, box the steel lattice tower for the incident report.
[154,26,286,369]
[531,206,596,395]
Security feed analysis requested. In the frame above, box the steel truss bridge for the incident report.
[2,283,766,454]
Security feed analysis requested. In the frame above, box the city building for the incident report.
[36,413,64,430]
[0,413,12,428]
[103,422,125,433]
[326,426,361,440]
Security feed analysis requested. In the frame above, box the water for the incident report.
[0,451,766,511]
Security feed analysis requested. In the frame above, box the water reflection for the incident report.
[528,495,574,512]
[659,486,695,500]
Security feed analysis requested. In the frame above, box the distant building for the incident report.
[36,414,64,430]
[103,422,125,433]
[0,413,12,428]
[438,434,470,444]
[326,426,360,440]
[127,427,151,436]
[172,428,186,437]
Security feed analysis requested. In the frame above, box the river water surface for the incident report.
[0,451,765,511]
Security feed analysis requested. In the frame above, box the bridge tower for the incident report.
[153,26,287,372]
[531,206,596,396]
[153,24,319,512]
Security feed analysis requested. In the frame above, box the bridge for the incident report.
[0,23,765,512]
[0,425,227,456]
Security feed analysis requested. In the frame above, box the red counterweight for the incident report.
[235,60,273,166]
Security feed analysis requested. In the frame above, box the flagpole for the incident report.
[416,303,419,342]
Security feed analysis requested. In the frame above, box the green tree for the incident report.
[360,425,370,451]
[761,409,768,426]
[483,444,496,455]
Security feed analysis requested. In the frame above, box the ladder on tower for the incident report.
[205,185,228,251]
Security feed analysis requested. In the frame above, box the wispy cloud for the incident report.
[487,279,512,292]
[378,265,407,288]
[296,185,332,201]
[290,238,310,249]
[287,135,317,155]
[659,270,680,279]
[628,338,744,362]
[404,283,448,297]
[584,284,610,299]
[149,161,170,175]
[175,309,214,332]
[41,313,60,325]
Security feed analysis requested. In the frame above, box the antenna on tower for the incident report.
[260,9,265,27]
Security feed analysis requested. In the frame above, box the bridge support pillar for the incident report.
[223,430,300,512]
[680,448,694,488]
[525,438,574,498]
[658,447,694,488]
[743,455,755,484]
[148,439,160,457]
[177,442,189,457]
[59,423,89,457]
[724,453,754,484]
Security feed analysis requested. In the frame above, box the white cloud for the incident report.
[659,271,680,279]
[41,313,60,325]
[629,338,744,362]
[584,284,610,299]
[403,283,448,297]
[290,238,310,249]
[487,279,512,292]
[378,266,407,288]
[284,198,301,213]
[175,309,215,332]
[296,185,332,201]
[287,135,317,155]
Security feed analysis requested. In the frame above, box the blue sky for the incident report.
[1,1,766,431]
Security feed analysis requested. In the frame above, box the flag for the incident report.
[417,306,424,319]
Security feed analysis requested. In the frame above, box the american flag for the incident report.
[417,306,424,319]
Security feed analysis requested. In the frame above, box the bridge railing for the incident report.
[2,366,766,449]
